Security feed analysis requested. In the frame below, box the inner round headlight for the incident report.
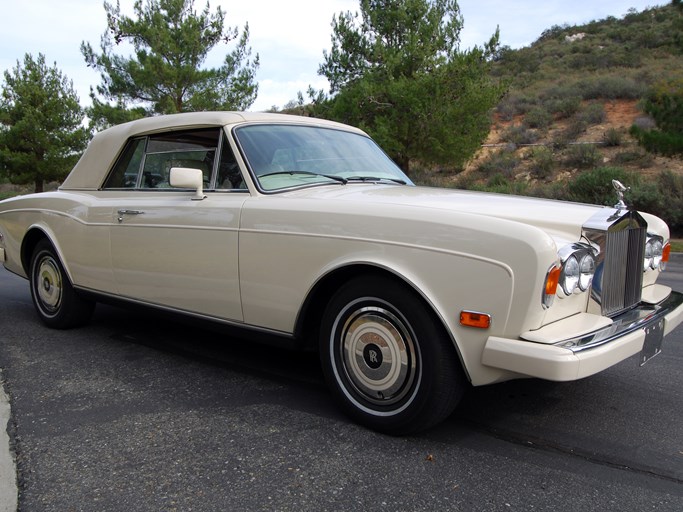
[644,241,654,271]
[651,239,663,269]
[578,253,595,291]
[561,255,580,295]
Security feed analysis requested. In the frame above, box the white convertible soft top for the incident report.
[60,111,361,190]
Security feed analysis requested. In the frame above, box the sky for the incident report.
[0,0,668,112]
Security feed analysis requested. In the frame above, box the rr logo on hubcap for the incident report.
[363,343,383,369]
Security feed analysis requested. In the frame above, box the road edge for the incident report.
[0,371,17,512]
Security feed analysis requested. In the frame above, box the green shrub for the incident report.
[602,128,623,146]
[478,149,520,176]
[524,107,553,129]
[629,182,665,219]
[566,48,641,70]
[496,101,517,122]
[453,173,477,190]
[558,118,588,143]
[409,165,450,188]
[566,166,631,205]
[541,84,582,101]
[497,94,536,120]
[527,181,567,201]
[529,146,555,179]
[656,171,683,233]
[576,76,647,100]
[470,176,529,195]
[487,172,508,188]
[486,181,530,196]
[631,125,683,156]
[565,144,602,169]
[643,78,683,133]
[577,102,606,125]
[632,171,683,234]
[551,136,569,150]
[501,125,539,145]
[493,46,541,76]
[632,78,683,156]
[636,28,670,49]
[545,95,582,119]
[612,150,654,167]
[657,169,683,199]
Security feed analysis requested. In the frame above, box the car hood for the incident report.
[281,184,607,242]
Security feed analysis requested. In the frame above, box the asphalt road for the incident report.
[1,259,682,511]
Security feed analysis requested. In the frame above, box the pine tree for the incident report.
[82,0,260,129]
[0,54,89,192]
[318,0,506,173]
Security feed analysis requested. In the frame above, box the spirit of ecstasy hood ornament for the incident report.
[612,179,629,210]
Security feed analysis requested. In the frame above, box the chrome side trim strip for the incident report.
[554,291,683,352]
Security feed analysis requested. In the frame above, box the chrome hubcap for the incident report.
[36,256,62,314]
[339,306,417,406]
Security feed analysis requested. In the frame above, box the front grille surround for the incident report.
[583,208,647,317]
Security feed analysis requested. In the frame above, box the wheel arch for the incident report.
[294,262,471,381]
[21,227,71,282]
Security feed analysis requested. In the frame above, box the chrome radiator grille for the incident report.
[601,226,646,316]
[584,209,647,317]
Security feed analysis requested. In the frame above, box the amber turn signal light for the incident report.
[460,311,491,329]
[542,263,562,309]
[545,264,561,296]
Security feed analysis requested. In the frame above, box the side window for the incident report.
[216,133,245,190]
[142,129,219,189]
[102,138,145,189]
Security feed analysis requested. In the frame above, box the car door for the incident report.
[106,128,247,322]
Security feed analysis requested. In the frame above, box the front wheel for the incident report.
[29,239,95,329]
[320,275,465,435]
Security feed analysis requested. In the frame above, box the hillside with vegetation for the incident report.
[414,3,683,234]
[3,2,683,234]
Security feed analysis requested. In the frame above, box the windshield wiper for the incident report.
[258,170,347,184]
[346,176,407,185]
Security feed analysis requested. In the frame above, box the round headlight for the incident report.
[561,255,580,295]
[644,241,653,271]
[578,253,595,291]
[651,239,663,269]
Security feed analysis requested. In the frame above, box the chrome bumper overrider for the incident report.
[555,291,683,352]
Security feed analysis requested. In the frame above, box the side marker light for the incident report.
[460,311,491,329]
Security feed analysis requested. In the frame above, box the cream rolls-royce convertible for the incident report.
[1,112,682,434]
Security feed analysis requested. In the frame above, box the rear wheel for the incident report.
[29,239,95,329]
[319,275,465,435]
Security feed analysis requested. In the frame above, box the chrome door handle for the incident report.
[117,209,145,222]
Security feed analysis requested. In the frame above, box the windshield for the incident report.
[233,124,412,191]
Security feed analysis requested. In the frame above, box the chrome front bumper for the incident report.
[482,290,683,381]
[555,290,683,352]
